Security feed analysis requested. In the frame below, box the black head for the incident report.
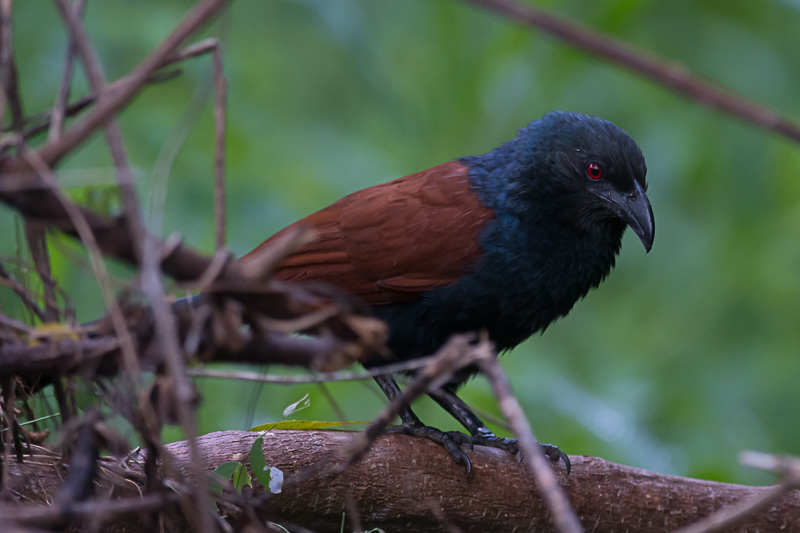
[520,111,654,252]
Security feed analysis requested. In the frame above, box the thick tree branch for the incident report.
[3,430,798,532]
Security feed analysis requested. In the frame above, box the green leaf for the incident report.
[248,436,284,493]
[211,461,242,494]
[214,461,242,480]
[232,462,252,493]
[249,436,271,490]
[212,461,251,494]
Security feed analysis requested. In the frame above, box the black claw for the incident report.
[446,430,473,453]
[540,443,571,475]
[386,424,473,474]
[458,451,472,475]
[470,435,571,475]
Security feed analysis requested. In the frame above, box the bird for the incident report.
[240,111,654,473]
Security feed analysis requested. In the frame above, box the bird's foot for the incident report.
[385,425,570,475]
[386,424,474,473]
[538,442,571,474]
[469,434,571,475]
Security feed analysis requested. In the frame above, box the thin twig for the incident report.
[0,3,5,128]
[332,335,486,476]
[166,38,219,64]
[6,0,233,171]
[0,313,33,336]
[24,225,60,322]
[315,381,348,425]
[3,30,205,148]
[59,0,235,527]
[674,481,797,533]
[674,452,800,533]
[0,491,182,528]
[63,5,230,531]
[147,45,219,244]
[1,38,217,142]
[0,321,372,382]
[48,0,85,143]
[141,125,227,533]
[212,42,227,251]
[1,71,177,143]
[0,3,242,288]
[50,0,146,380]
[53,0,146,262]
[0,0,25,154]
[0,261,47,322]
[343,491,364,533]
[187,353,443,384]
[256,305,340,333]
[478,352,582,533]
[140,238,217,533]
[0,337,120,378]
[20,150,141,377]
[427,499,464,533]
[0,378,15,497]
[461,0,800,145]
[275,335,487,493]
[740,451,800,478]
[52,0,104,90]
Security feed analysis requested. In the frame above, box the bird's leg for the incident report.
[428,387,571,474]
[374,375,473,472]
[373,374,421,425]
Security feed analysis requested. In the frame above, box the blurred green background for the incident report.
[4,0,800,486]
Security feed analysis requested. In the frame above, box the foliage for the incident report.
[212,435,282,496]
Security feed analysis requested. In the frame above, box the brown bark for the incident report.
[5,430,798,532]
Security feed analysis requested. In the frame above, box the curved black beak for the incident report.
[620,180,654,252]
[602,180,654,252]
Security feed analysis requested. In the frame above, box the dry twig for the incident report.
[212,42,227,251]
[478,352,582,533]
[674,452,800,533]
[462,0,800,144]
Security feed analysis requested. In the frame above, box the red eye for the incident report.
[586,162,603,181]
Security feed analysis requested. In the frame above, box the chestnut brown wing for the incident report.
[240,161,494,305]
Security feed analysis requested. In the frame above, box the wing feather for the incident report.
[240,161,494,305]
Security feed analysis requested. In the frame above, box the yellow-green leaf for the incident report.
[248,420,369,432]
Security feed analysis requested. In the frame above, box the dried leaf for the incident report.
[282,393,310,417]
